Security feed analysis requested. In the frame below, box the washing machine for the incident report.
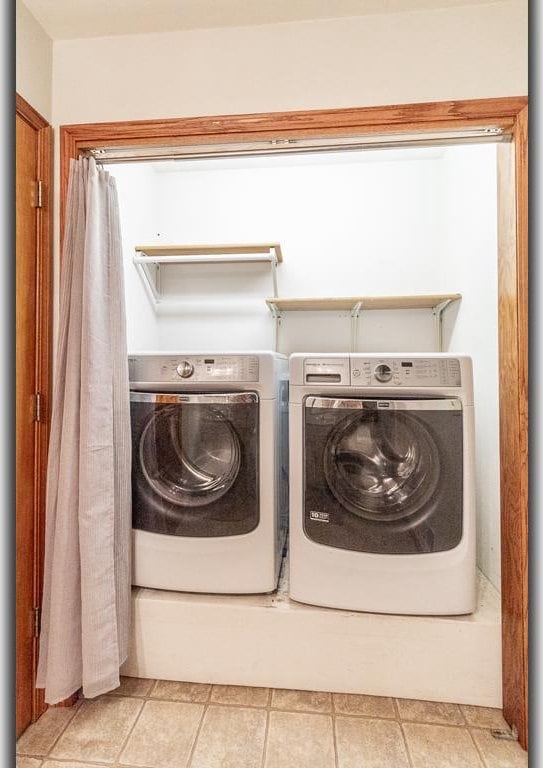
[129,352,288,593]
[289,353,476,615]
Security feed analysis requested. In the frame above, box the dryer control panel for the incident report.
[129,355,260,383]
[350,357,462,387]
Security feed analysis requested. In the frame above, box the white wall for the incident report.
[16,0,52,120]
[137,148,444,353]
[114,143,500,589]
[52,2,527,127]
[440,145,500,589]
[113,163,160,351]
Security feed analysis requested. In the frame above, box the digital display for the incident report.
[401,362,413,367]
[204,359,214,364]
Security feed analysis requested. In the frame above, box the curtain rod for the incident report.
[85,126,507,164]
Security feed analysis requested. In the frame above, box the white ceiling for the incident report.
[24,0,504,40]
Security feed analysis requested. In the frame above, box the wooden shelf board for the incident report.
[265,294,461,311]
[136,243,283,262]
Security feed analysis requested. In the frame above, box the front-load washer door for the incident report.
[304,397,463,554]
[131,391,259,537]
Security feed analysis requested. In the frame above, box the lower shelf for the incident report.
[122,562,501,708]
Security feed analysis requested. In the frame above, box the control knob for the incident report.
[176,360,194,378]
[374,363,393,383]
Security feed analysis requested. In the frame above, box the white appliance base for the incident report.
[121,563,501,708]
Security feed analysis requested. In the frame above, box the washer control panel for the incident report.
[176,361,194,378]
[350,357,462,387]
[374,363,393,383]
[304,358,350,385]
[129,355,260,383]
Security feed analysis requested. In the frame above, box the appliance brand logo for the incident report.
[310,511,330,523]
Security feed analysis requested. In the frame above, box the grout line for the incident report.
[112,695,147,765]
[186,702,209,768]
[467,727,491,768]
[331,713,340,768]
[117,693,211,704]
[261,708,271,768]
[40,757,140,767]
[334,710,397,721]
[271,705,334,717]
[269,703,333,716]
[458,703,470,727]
[147,678,160,697]
[399,721,415,768]
[108,692,494,726]
[16,705,81,759]
[111,691,152,700]
[40,696,83,758]
[397,717,497,731]
[207,694,271,710]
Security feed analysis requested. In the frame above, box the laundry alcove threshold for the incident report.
[122,558,501,708]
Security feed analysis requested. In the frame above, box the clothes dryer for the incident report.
[129,352,288,593]
[289,353,476,615]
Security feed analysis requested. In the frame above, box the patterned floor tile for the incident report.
[264,710,335,768]
[461,705,509,730]
[403,722,484,768]
[210,685,270,708]
[336,715,410,768]
[470,728,528,767]
[333,693,396,719]
[49,695,142,763]
[190,704,267,768]
[271,688,332,713]
[118,699,203,767]
[17,704,80,757]
[151,679,211,703]
[396,698,464,726]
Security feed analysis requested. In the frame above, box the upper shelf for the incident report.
[135,243,283,263]
[134,243,283,303]
[265,294,461,312]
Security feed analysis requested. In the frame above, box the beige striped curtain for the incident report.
[36,157,131,703]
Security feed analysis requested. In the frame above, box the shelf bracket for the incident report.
[156,263,162,297]
[432,299,453,352]
[350,301,363,352]
[270,254,279,298]
[135,255,162,304]
[268,302,283,352]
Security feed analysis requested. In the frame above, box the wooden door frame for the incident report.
[16,93,53,725]
[59,96,528,747]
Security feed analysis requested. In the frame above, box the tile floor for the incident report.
[16,678,527,768]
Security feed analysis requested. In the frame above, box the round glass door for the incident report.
[324,411,440,523]
[139,405,241,507]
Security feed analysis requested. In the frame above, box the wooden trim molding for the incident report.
[497,105,529,748]
[60,96,525,242]
[59,95,529,748]
[16,94,53,723]
[16,94,49,131]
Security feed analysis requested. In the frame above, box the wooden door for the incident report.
[16,95,52,737]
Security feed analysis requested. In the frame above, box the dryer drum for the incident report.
[139,404,242,507]
[324,411,440,523]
